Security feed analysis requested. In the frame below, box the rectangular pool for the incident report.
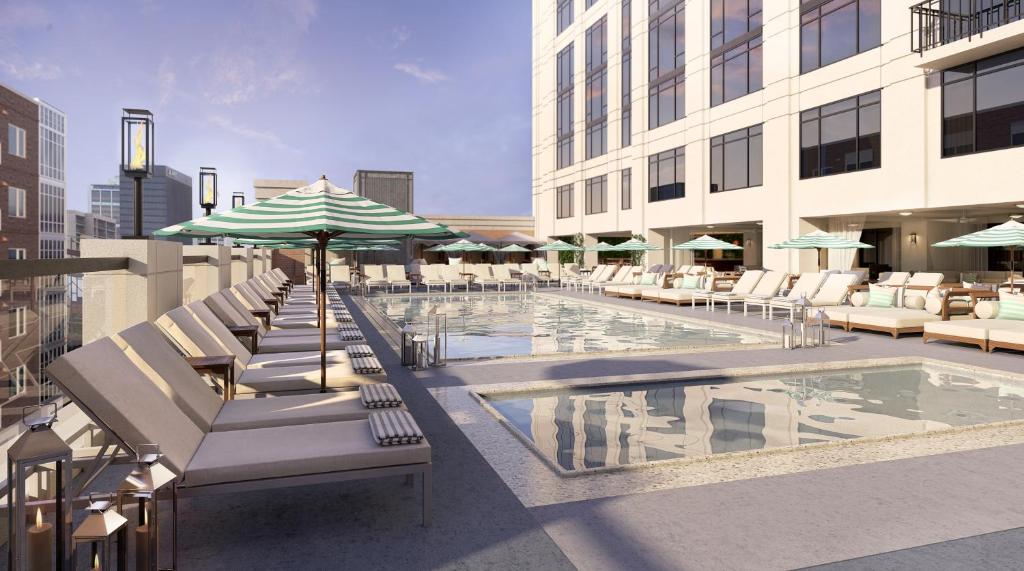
[483,364,1024,473]
[367,292,774,360]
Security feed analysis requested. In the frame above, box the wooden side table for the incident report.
[186,355,235,400]
[250,309,271,329]
[227,324,260,354]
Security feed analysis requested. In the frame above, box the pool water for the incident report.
[485,364,1024,473]
[368,293,773,360]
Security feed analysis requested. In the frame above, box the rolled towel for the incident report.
[346,344,374,358]
[337,326,365,341]
[351,356,383,374]
[359,383,402,408]
[369,409,423,445]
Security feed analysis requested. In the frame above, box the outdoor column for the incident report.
[231,246,254,285]
[583,235,598,268]
[81,238,183,344]
[252,247,268,275]
[182,244,231,303]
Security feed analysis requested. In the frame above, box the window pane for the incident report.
[710,144,723,193]
[801,19,819,73]
[658,82,674,125]
[724,0,748,44]
[820,2,857,67]
[723,139,748,190]
[723,51,748,101]
[820,109,857,174]
[748,42,762,92]
[801,119,820,178]
[943,80,974,155]
[858,0,881,50]
[749,133,763,187]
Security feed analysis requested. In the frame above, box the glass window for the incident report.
[586,17,608,159]
[7,124,26,158]
[621,168,632,210]
[558,0,574,34]
[648,146,685,202]
[711,0,762,50]
[622,0,632,147]
[10,306,27,337]
[585,175,608,214]
[801,0,881,74]
[8,187,26,218]
[648,0,685,128]
[800,89,881,178]
[556,184,574,218]
[711,35,762,106]
[710,124,763,192]
[942,47,1024,157]
[557,44,575,169]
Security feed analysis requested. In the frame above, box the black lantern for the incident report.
[231,192,245,209]
[199,167,218,245]
[121,109,154,239]
[6,404,73,571]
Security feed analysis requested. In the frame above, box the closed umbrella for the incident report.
[536,240,583,280]
[768,230,873,271]
[672,234,743,268]
[933,219,1024,290]
[156,176,460,391]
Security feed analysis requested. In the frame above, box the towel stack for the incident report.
[337,326,365,341]
[359,383,403,408]
[346,344,374,358]
[351,356,384,374]
[369,409,423,445]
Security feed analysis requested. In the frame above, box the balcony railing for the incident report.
[912,0,1024,54]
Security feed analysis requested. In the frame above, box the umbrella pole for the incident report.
[318,233,328,393]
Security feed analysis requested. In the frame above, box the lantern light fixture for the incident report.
[121,109,155,238]
[231,192,245,209]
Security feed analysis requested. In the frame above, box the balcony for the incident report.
[912,0,1024,54]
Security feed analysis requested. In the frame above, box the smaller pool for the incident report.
[484,364,1024,473]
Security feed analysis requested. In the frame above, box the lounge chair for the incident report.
[604,268,668,299]
[440,265,470,292]
[419,264,448,293]
[752,272,826,320]
[768,273,856,320]
[362,265,389,292]
[922,297,1024,351]
[330,263,351,290]
[472,264,501,291]
[722,270,788,314]
[384,265,413,293]
[693,270,764,311]
[826,286,950,338]
[574,265,612,292]
[519,263,551,287]
[902,272,945,307]
[641,273,710,305]
[594,265,636,294]
[493,265,523,291]
[47,339,432,526]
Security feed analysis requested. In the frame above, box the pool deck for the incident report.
[162,287,1024,569]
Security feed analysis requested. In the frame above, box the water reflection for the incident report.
[488,365,1024,472]
[370,293,768,359]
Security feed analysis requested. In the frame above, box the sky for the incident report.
[0,0,532,218]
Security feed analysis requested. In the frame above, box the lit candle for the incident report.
[93,551,101,570]
[28,507,53,571]
[135,507,150,571]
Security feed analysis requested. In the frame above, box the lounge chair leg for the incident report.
[422,467,433,527]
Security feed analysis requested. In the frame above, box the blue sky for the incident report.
[0,0,531,217]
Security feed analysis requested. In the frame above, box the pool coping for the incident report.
[429,356,1024,507]
[354,289,781,365]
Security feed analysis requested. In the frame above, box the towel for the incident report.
[346,344,374,358]
[337,326,365,341]
[369,410,423,445]
[359,383,402,408]
[351,356,384,374]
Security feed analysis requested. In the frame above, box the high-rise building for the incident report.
[65,210,118,257]
[118,165,192,242]
[533,1,1024,276]
[89,179,121,234]
[35,99,67,400]
[353,170,414,213]
[254,178,307,201]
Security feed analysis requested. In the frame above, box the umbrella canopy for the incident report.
[438,239,495,252]
[585,241,616,252]
[498,244,531,252]
[768,230,873,250]
[156,176,461,240]
[933,219,1024,288]
[608,238,661,251]
[535,239,583,252]
[672,234,743,266]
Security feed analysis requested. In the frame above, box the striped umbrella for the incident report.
[672,234,742,266]
[609,238,662,251]
[768,230,873,271]
[585,241,616,251]
[933,219,1024,289]
[498,243,531,263]
[157,176,460,392]
[535,240,583,280]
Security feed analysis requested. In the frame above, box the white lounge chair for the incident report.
[693,270,764,311]
[471,264,500,291]
[385,265,413,293]
[440,265,470,292]
[493,265,523,291]
[362,265,389,292]
[419,264,448,293]
[770,273,858,321]
[752,273,826,320]
[721,270,788,314]
[594,265,635,294]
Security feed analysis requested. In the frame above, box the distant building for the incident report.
[252,178,310,284]
[353,170,413,213]
[66,210,118,257]
[254,178,307,201]
[35,99,67,400]
[118,165,192,242]
[88,179,121,234]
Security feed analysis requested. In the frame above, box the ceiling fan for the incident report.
[934,210,979,224]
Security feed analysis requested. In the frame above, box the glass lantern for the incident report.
[815,309,831,346]
[121,109,154,177]
[198,167,218,213]
[231,192,245,209]
[6,404,73,571]
[72,495,127,570]
[781,319,796,350]
[116,445,177,571]
[400,325,417,366]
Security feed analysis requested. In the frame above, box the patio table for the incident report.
[186,355,235,401]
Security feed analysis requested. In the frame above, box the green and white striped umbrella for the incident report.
[584,241,616,252]
[535,239,583,252]
[438,239,495,252]
[498,244,531,253]
[672,234,742,265]
[933,220,1024,288]
[768,230,873,250]
[608,238,661,251]
[156,176,461,240]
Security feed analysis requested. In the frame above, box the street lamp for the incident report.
[199,167,218,245]
[121,109,154,239]
[231,192,245,209]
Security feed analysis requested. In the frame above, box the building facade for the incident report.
[533,0,1024,276]
[35,99,67,399]
[353,170,414,213]
[118,165,192,242]
[89,180,121,234]
[66,210,118,257]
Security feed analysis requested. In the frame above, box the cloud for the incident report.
[391,26,411,49]
[157,57,177,106]
[208,114,300,154]
[394,63,448,84]
[0,58,62,80]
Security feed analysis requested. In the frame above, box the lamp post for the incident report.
[121,109,154,239]
[231,192,245,209]
[198,167,218,245]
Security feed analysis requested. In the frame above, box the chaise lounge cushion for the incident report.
[257,335,348,353]
[848,308,941,329]
[236,362,379,394]
[183,420,430,487]
[923,319,1024,340]
[213,392,376,431]
[988,325,1024,346]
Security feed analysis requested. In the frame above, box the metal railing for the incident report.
[912,0,1024,53]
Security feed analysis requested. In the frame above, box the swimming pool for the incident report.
[367,292,774,360]
[483,363,1024,473]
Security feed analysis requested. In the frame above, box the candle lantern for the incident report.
[198,167,218,246]
[412,335,430,370]
[72,495,128,570]
[781,319,796,350]
[795,295,814,348]
[400,325,417,366]
[116,445,177,571]
[815,309,831,346]
[6,404,73,571]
